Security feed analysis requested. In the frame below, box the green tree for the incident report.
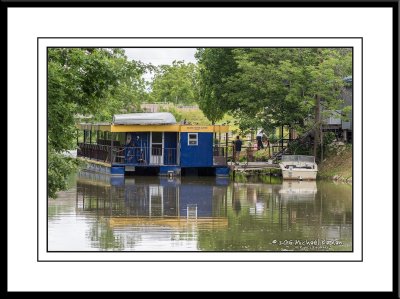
[48,48,147,198]
[195,48,239,124]
[196,48,352,134]
[150,61,197,104]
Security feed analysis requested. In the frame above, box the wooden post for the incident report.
[213,125,216,164]
[268,142,271,158]
[280,125,284,152]
[225,133,228,163]
[219,132,221,156]
[111,133,114,163]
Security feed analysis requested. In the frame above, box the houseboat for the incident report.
[77,112,230,177]
[279,155,318,180]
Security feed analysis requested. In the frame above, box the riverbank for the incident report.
[230,143,352,183]
[318,144,352,183]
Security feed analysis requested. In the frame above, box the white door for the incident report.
[150,132,163,165]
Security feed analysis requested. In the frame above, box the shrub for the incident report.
[268,133,278,144]
[254,149,270,161]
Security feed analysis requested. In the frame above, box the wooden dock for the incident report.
[229,162,281,172]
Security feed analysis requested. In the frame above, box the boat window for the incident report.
[152,132,163,143]
[282,155,315,163]
[188,133,198,146]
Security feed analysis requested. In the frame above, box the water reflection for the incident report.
[48,171,352,251]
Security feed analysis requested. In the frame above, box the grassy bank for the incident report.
[318,144,352,182]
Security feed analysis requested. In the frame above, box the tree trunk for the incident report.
[313,95,320,159]
[320,125,323,162]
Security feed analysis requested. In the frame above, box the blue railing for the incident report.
[123,146,177,165]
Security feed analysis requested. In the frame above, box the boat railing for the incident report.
[77,143,178,165]
[213,146,228,165]
[77,143,112,163]
[124,146,178,165]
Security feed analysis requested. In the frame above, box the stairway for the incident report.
[271,127,315,162]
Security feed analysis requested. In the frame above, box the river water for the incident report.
[48,171,352,251]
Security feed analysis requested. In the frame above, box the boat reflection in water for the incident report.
[78,172,228,220]
[279,181,317,202]
[76,172,231,250]
[68,171,352,251]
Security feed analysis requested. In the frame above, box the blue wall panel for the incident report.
[180,132,213,167]
[163,132,178,165]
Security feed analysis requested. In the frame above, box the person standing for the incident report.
[256,130,264,150]
[234,135,242,165]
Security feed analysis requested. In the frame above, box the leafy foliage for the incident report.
[159,105,211,125]
[195,48,239,124]
[48,48,147,197]
[195,48,352,133]
[47,147,79,198]
[149,61,198,104]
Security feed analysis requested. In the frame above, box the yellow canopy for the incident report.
[77,123,230,133]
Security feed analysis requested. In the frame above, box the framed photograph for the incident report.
[7,4,396,293]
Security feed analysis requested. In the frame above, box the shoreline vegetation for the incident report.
[231,144,352,184]
[318,144,352,183]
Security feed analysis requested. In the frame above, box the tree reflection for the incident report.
[197,180,352,251]
[75,171,352,251]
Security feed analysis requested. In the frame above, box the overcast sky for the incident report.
[124,48,197,82]
[124,48,197,66]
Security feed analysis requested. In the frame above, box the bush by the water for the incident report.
[254,150,270,161]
